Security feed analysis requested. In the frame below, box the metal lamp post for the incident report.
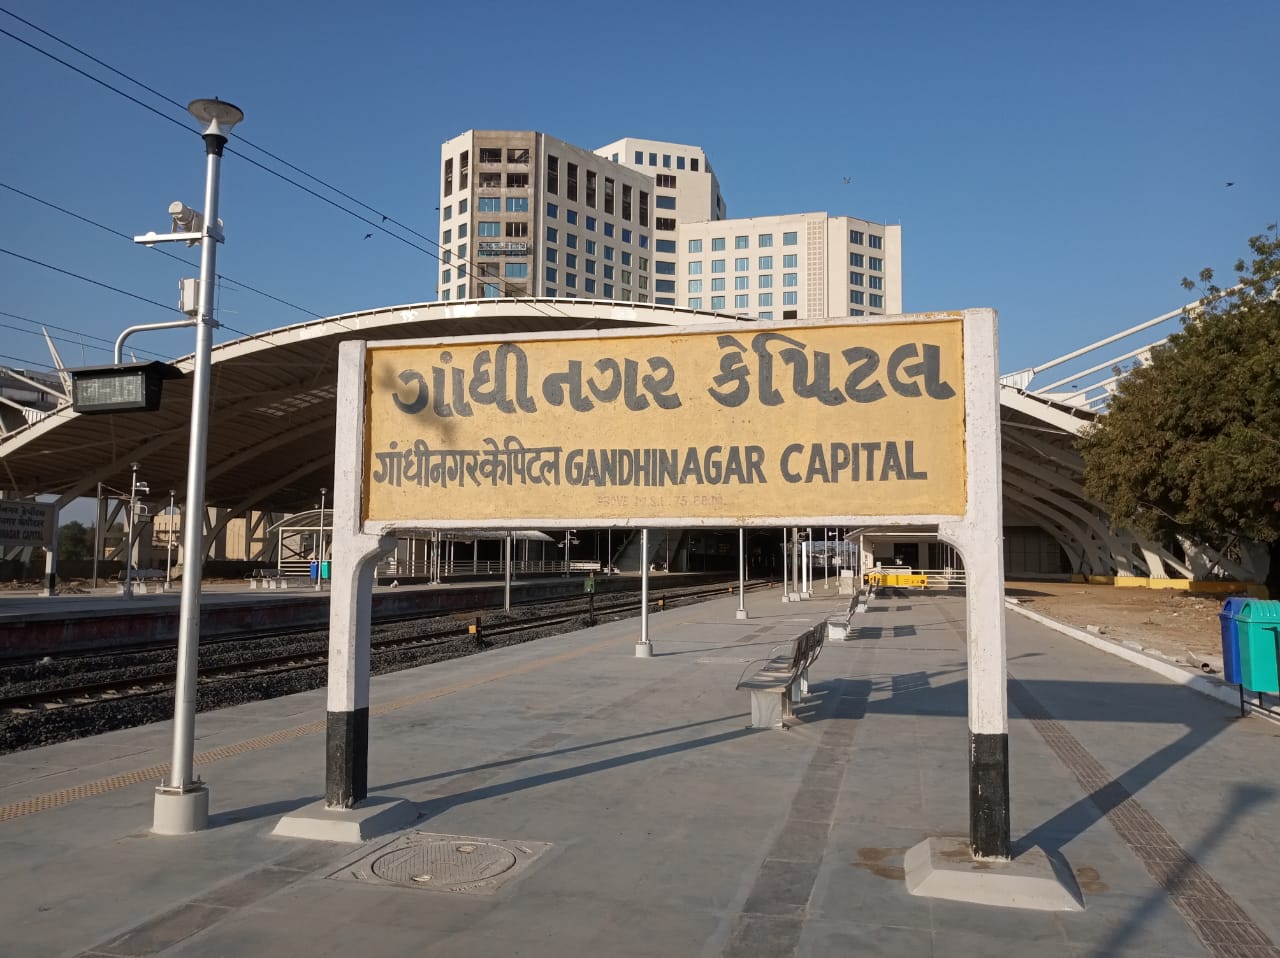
[152,97,244,836]
[166,489,176,590]
[315,487,327,591]
[122,462,140,599]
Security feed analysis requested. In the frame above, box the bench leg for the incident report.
[748,689,786,729]
[798,668,810,698]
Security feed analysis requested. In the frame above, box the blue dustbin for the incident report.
[321,560,331,581]
[309,560,319,584]
[1218,596,1250,684]
[1237,599,1280,695]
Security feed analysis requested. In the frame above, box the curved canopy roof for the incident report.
[0,299,743,514]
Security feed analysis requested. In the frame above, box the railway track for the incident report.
[0,581,772,716]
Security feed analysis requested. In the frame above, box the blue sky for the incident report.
[1,0,1276,381]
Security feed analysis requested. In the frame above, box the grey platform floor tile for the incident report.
[723,914,806,958]
[796,919,935,958]
[930,928,1078,958]
[1055,891,1208,957]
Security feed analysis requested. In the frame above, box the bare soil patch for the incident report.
[1006,580,1230,669]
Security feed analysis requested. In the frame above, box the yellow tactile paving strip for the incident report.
[0,626,651,824]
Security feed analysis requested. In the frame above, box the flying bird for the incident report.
[363,232,373,240]
[843,177,851,184]
[1226,181,1235,187]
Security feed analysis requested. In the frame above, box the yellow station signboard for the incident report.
[363,316,967,523]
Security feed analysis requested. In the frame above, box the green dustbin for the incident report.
[1236,599,1280,695]
[320,560,331,581]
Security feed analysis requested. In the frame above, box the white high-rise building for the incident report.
[438,130,901,319]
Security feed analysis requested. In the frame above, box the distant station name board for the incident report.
[0,500,55,548]
[364,317,967,522]
[477,241,529,256]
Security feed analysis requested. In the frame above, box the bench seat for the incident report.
[736,625,825,729]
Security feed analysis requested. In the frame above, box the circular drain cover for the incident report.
[371,840,518,888]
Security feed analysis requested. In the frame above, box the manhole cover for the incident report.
[329,832,553,895]
[372,840,517,888]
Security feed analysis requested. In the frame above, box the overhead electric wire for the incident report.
[0,181,325,320]
[0,247,178,313]
[0,7,575,320]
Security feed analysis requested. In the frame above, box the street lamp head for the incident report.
[188,98,244,138]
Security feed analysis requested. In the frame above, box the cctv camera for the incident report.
[169,201,204,236]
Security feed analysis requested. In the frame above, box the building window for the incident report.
[604,245,614,261]
[545,287,557,297]
[604,283,614,297]
[711,259,725,273]
[850,309,864,316]
[458,223,467,239]
[478,197,500,213]
[869,293,884,307]
[546,226,558,242]
[442,249,452,264]
[442,268,452,283]
[655,239,676,253]
[735,294,748,309]
[676,156,685,170]
[758,311,772,319]
[440,289,450,301]
[850,290,864,305]
[478,171,501,188]
[546,155,558,194]
[688,279,703,293]
[638,256,648,271]
[565,273,577,289]
[479,222,500,237]
[506,197,529,213]
[586,216,597,232]
[565,233,578,249]
[459,151,468,190]
[783,291,798,305]
[604,177,615,214]
[656,195,676,210]
[442,228,452,245]
[849,253,864,268]
[442,205,452,221]
[546,248,557,263]
[566,209,578,225]
[585,239,597,254]
[585,259,596,274]
[604,264,614,279]
[655,217,676,231]
[635,150,644,164]
[622,228,632,244]
[869,256,883,271]
[585,169,596,206]
[758,234,773,248]
[640,191,650,227]
[444,157,453,196]
[649,152,657,166]
[734,276,749,290]
[850,272,864,286]
[479,147,502,163]
[711,277,725,291]
[734,257,748,271]
[688,261,703,275]
[566,253,578,269]
[656,173,677,188]
[663,154,672,168]
[711,237,725,251]
[483,283,501,298]
[783,231,798,245]
[711,295,726,310]
[568,163,579,202]
[585,278,597,294]
[688,297,703,309]
[689,239,702,253]
[457,262,466,277]
[691,157,700,171]
[505,222,528,238]
[458,197,467,213]
[505,262,528,278]
[758,255,772,270]
[868,234,883,249]
[506,172,528,188]
[783,273,798,287]
[656,279,675,293]
[758,274,772,288]
[783,253,798,268]
[868,275,883,290]
[546,202,558,218]
[734,235,749,249]
[621,269,632,285]
[623,184,633,221]
[458,243,467,259]
[758,293,773,307]
[850,230,864,245]
[621,251,631,266]
[457,285,465,298]
[655,261,676,274]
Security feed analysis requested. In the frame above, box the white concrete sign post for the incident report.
[279,311,1026,880]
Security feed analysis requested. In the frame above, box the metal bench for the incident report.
[246,569,288,590]
[736,625,825,729]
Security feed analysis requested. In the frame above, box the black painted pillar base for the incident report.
[969,731,1010,859]
[325,708,369,808]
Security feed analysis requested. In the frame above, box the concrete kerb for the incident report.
[1005,599,1280,725]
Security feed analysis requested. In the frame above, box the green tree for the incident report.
[57,520,95,561]
[1079,226,1280,598]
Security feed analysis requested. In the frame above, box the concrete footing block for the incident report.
[635,641,653,658]
[272,795,418,843]
[152,784,210,835]
[735,609,749,620]
[904,837,1083,912]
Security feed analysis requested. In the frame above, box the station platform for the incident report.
[2,589,1278,957]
